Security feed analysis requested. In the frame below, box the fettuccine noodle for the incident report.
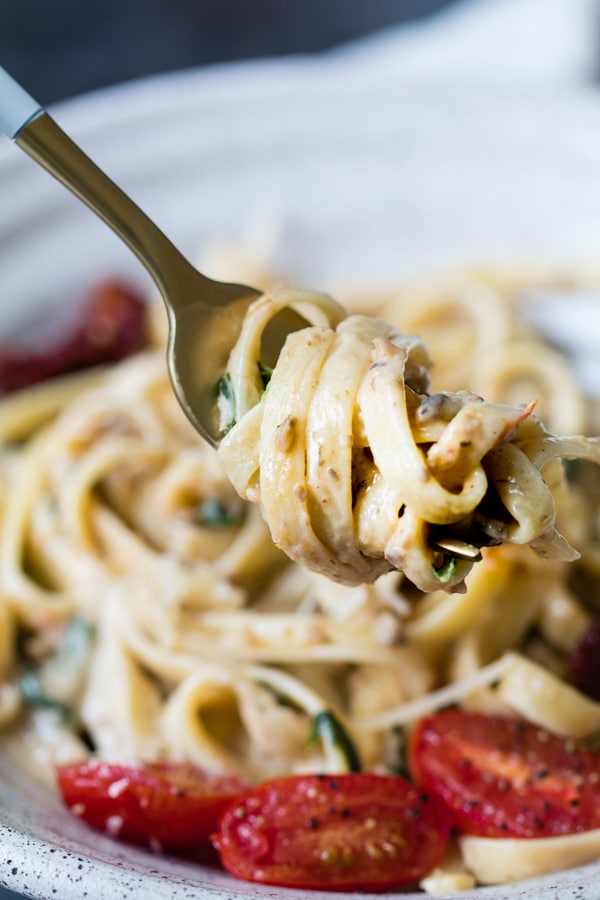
[1,265,600,891]
[218,284,600,593]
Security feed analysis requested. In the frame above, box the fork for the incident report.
[0,65,263,447]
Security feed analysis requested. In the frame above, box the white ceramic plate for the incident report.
[1,55,600,900]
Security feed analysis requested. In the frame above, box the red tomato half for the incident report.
[57,761,247,851]
[212,772,450,892]
[0,279,147,396]
[409,710,600,838]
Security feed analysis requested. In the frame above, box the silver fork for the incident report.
[0,65,262,447]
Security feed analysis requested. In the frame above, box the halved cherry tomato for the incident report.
[212,772,450,892]
[57,760,248,851]
[409,710,600,838]
[0,279,147,396]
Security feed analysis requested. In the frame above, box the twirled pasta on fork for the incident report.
[217,287,600,593]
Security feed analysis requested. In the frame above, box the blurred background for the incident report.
[1,0,459,103]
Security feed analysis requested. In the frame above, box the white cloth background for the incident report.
[342,0,598,88]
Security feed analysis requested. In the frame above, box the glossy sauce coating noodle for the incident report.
[218,285,600,593]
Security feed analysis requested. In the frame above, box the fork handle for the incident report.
[0,65,42,138]
[0,65,202,306]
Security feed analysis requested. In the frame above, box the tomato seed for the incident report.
[341,846,354,865]
[319,847,339,866]
[382,839,402,858]
[365,840,384,860]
